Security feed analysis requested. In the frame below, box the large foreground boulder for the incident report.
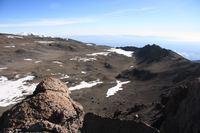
[0,77,84,133]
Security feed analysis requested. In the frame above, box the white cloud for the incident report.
[104,7,153,16]
[0,20,73,27]
[140,8,153,11]
[42,29,200,44]
[0,18,98,27]
[104,9,134,16]
[176,51,190,58]
[174,50,200,60]
[50,2,60,9]
[86,31,200,43]
[91,0,129,6]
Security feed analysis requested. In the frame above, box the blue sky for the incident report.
[0,0,200,60]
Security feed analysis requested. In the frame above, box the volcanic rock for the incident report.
[134,44,176,64]
[160,77,200,133]
[116,46,139,52]
[81,113,160,133]
[0,77,84,133]
[116,68,158,80]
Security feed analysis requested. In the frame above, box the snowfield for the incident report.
[87,48,133,57]
[68,79,103,91]
[106,80,130,97]
[71,48,133,62]
[107,48,133,57]
[0,75,38,107]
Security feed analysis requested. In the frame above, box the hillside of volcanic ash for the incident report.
[0,77,84,132]
[0,33,200,132]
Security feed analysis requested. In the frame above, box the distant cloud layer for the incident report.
[64,31,200,43]
[0,18,98,27]
[104,7,153,16]
[174,50,200,60]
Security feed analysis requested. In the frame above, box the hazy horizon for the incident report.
[0,0,199,60]
[63,35,200,61]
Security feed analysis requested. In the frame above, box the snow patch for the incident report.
[86,43,93,46]
[0,75,37,107]
[5,45,15,48]
[35,41,54,44]
[24,59,32,61]
[19,32,39,36]
[6,35,23,39]
[81,71,87,74]
[70,56,97,62]
[0,67,8,72]
[69,79,103,91]
[35,61,42,63]
[107,48,133,57]
[60,74,70,79]
[51,73,58,75]
[87,52,110,56]
[106,80,130,97]
[86,48,133,57]
[18,32,54,38]
[52,61,63,64]
[15,74,21,79]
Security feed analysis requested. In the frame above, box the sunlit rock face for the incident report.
[0,77,84,133]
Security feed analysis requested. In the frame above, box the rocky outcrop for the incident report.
[160,78,200,133]
[132,44,191,67]
[82,113,160,133]
[134,44,172,64]
[116,68,158,81]
[0,77,84,133]
[116,46,139,52]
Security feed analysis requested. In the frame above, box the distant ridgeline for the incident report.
[193,60,200,63]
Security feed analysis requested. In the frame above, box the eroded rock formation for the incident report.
[160,78,200,133]
[0,77,84,133]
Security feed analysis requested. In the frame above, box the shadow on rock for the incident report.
[81,113,159,133]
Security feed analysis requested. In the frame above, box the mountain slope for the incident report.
[0,33,200,132]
